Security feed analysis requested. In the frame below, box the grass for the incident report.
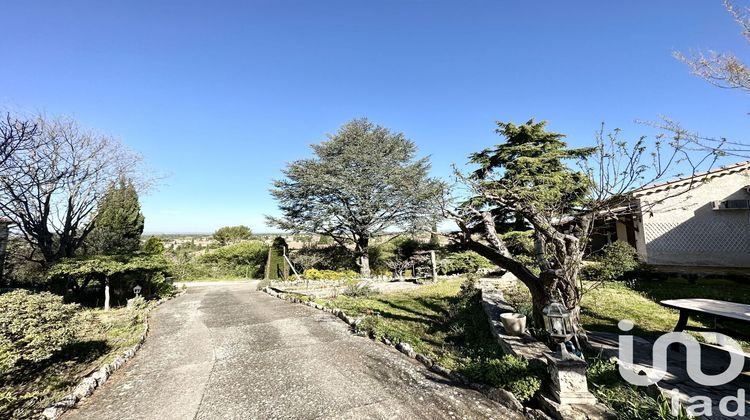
[581,276,750,341]
[316,278,544,403]
[0,303,152,419]
[313,274,749,417]
[317,278,471,369]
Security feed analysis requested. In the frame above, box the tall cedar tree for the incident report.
[453,120,595,327]
[88,177,145,255]
[268,119,444,277]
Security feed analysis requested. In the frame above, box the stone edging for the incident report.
[39,292,182,420]
[261,287,545,418]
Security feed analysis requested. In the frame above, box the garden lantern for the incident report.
[133,284,142,297]
[542,302,573,342]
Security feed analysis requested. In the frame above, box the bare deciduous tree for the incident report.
[671,0,750,157]
[0,114,144,267]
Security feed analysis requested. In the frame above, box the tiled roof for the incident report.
[632,160,750,197]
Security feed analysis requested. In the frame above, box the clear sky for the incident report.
[2,1,748,233]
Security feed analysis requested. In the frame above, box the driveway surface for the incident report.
[65,282,523,419]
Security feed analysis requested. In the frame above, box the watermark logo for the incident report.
[617,320,746,417]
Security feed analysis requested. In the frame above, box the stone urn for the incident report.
[500,313,527,336]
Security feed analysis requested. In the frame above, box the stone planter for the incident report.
[499,313,526,336]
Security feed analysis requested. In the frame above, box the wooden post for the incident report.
[430,250,437,282]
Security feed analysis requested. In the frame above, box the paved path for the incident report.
[590,332,750,420]
[65,282,522,419]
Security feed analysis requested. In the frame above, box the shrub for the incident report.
[503,282,534,325]
[302,268,359,281]
[0,290,79,373]
[142,236,165,254]
[582,241,641,282]
[437,251,494,275]
[587,357,690,419]
[199,241,268,278]
[484,355,542,403]
[128,295,149,311]
[265,237,288,280]
[342,281,376,297]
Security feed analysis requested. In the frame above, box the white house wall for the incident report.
[638,170,750,267]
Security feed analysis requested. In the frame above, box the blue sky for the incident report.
[2,1,748,233]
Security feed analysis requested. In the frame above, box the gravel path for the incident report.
[64,282,523,419]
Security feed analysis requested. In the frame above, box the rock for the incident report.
[428,363,452,378]
[382,337,392,346]
[415,353,433,367]
[42,406,66,419]
[44,393,78,418]
[112,356,126,369]
[524,407,554,420]
[449,371,469,384]
[485,387,524,412]
[337,311,350,323]
[396,342,415,358]
[73,377,98,399]
[92,370,106,386]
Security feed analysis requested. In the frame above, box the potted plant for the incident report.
[500,312,527,336]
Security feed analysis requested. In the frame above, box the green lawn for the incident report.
[1,304,151,419]
[581,276,750,340]
[314,277,706,418]
[317,278,474,370]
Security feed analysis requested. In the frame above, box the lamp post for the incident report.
[133,284,142,297]
[542,302,573,341]
[541,302,598,407]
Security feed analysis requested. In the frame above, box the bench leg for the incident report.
[674,311,689,332]
[670,311,689,352]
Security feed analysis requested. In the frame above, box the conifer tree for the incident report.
[88,177,145,255]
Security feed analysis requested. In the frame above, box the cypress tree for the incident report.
[88,177,145,255]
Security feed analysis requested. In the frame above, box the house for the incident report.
[612,161,750,269]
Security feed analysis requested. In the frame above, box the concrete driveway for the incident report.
[64,282,523,419]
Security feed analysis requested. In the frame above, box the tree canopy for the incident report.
[449,120,601,328]
[212,225,252,245]
[268,119,444,276]
[87,177,145,255]
[0,114,144,267]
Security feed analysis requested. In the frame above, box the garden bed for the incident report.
[1,301,155,419]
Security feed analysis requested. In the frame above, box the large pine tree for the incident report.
[88,177,145,255]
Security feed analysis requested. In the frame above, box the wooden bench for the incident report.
[660,298,750,335]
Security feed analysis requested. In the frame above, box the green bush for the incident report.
[265,237,288,280]
[437,251,494,275]
[587,357,690,419]
[302,268,359,281]
[142,236,165,254]
[291,245,357,272]
[582,241,641,282]
[0,290,79,373]
[128,295,149,311]
[484,355,542,403]
[342,281,376,297]
[199,241,268,278]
